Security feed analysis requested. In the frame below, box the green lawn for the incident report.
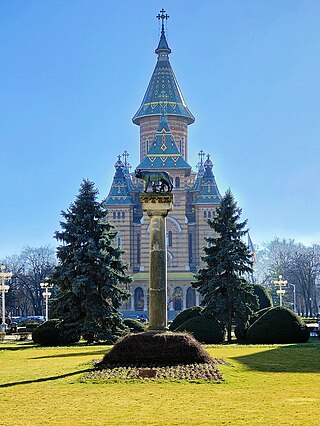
[1,340,320,425]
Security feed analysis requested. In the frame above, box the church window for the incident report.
[117,237,122,248]
[175,176,180,188]
[168,231,173,247]
[134,287,144,311]
[122,211,125,219]
[186,287,196,308]
[117,212,121,219]
[113,212,116,219]
[208,211,211,218]
[173,287,183,311]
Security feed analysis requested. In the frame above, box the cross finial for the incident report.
[156,8,169,34]
[198,150,205,164]
[122,150,129,166]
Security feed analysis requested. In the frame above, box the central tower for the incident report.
[132,9,194,162]
[105,10,222,318]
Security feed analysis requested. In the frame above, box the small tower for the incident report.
[104,155,135,268]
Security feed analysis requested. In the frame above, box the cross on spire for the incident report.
[156,8,169,34]
[198,150,205,164]
[122,150,129,166]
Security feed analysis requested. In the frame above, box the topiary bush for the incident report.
[235,306,273,341]
[253,284,273,311]
[123,318,147,333]
[246,307,310,344]
[169,306,203,331]
[175,316,225,344]
[32,319,81,346]
[98,332,213,367]
[32,320,61,346]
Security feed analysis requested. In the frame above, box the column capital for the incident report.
[140,193,173,218]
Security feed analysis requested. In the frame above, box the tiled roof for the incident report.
[104,156,135,205]
[132,29,194,125]
[193,155,222,204]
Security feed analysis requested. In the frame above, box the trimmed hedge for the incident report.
[123,318,147,333]
[253,284,273,311]
[32,319,80,346]
[175,316,225,344]
[246,307,310,344]
[169,306,203,331]
[99,332,213,366]
[235,307,273,341]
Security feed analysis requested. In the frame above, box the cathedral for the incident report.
[105,11,221,319]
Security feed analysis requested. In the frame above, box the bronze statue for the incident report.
[135,169,173,193]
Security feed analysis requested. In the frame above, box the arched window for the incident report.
[113,212,116,219]
[175,176,180,188]
[168,230,173,247]
[134,287,144,311]
[186,287,196,308]
[173,287,183,311]
[122,211,125,219]
[117,237,122,248]
[204,211,207,219]
[208,211,211,218]
[117,211,121,219]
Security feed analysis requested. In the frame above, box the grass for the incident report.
[0,340,320,425]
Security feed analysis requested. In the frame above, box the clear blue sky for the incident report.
[1,0,320,258]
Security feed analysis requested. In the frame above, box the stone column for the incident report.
[140,193,173,332]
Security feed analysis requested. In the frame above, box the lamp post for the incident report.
[0,264,12,332]
[273,274,287,307]
[40,280,53,321]
[288,283,296,313]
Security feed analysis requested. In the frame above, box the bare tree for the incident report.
[255,238,320,316]
[2,246,56,317]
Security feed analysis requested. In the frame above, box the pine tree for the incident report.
[51,179,130,343]
[193,189,257,342]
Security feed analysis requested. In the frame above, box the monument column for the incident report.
[140,193,173,331]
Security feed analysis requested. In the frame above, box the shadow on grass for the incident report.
[232,342,320,373]
[0,368,93,388]
[31,349,109,359]
[0,342,36,351]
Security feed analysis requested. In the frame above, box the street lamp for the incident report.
[273,274,287,307]
[0,264,12,332]
[288,283,296,313]
[40,279,53,321]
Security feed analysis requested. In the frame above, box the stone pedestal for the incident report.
[140,192,173,332]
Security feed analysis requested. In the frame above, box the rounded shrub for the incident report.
[169,306,203,331]
[32,320,61,346]
[99,332,213,366]
[175,316,225,344]
[253,284,273,311]
[123,318,147,333]
[246,307,310,344]
[32,320,81,346]
[235,307,273,341]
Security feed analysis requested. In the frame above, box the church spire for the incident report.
[132,10,194,125]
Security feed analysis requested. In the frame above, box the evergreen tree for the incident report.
[193,189,257,342]
[50,179,130,343]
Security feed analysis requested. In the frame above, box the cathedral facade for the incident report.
[105,13,221,319]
